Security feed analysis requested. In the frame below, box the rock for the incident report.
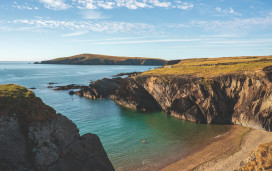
[113,72,142,77]
[0,84,114,171]
[29,87,36,89]
[53,84,87,91]
[48,82,58,85]
[75,77,122,99]
[69,91,75,95]
[111,70,272,131]
[110,78,162,111]
[47,86,54,88]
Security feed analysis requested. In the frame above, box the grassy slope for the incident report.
[51,53,165,62]
[0,84,34,99]
[0,84,55,122]
[142,56,272,78]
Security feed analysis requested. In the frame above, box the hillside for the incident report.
[36,53,179,66]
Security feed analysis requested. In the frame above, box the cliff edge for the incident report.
[0,84,114,171]
[112,56,272,131]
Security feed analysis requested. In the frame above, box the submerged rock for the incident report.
[0,84,114,171]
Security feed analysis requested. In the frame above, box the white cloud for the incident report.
[12,2,39,10]
[215,7,241,16]
[215,7,221,12]
[93,38,201,45]
[190,13,272,33]
[149,0,171,8]
[81,10,108,19]
[229,8,241,16]
[62,31,88,36]
[176,1,193,10]
[4,18,154,34]
[39,0,191,10]
[40,0,70,10]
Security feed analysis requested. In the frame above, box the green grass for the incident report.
[0,84,56,123]
[142,56,272,78]
[0,84,34,99]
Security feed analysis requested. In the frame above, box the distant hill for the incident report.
[36,53,180,66]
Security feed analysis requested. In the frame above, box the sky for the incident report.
[0,0,272,61]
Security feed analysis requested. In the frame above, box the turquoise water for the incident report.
[0,62,230,170]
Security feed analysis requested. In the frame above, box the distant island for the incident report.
[35,53,181,66]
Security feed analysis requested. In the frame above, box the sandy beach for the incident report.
[162,125,272,171]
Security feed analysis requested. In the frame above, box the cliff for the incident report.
[111,56,272,131]
[74,56,272,131]
[36,53,180,66]
[0,84,114,171]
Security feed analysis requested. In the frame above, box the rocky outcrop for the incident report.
[113,72,142,77]
[0,84,114,171]
[75,77,122,99]
[110,78,162,111]
[110,68,272,131]
[52,84,87,91]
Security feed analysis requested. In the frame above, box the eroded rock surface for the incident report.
[111,68,272,131]
[0,84,114,171]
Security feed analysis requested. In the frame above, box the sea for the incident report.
[0,62,230,170]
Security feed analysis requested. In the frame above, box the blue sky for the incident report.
[0,0,272,61]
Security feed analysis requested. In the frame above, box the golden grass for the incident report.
[242,141,272,171]
[0,84,34,99]
[0,84,55,122]
[142,56,272,78]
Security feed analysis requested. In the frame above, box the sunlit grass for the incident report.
[142,56,272,78]
[0,84,34,99]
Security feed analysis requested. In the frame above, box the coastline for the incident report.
[161,125,272,171]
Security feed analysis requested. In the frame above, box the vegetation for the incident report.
[242,141,272,171]
[50,53,165,62]
[0,84,34,99]
[142,56,272,78]
[0,84,56,129]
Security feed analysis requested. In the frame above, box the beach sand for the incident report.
[161,125,272,171]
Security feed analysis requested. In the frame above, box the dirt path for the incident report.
[161,125,272,171]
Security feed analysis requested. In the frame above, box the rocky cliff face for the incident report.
[0,84,114,171]
[111,67,272,131]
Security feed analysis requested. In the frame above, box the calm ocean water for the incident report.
[0,62,230,170]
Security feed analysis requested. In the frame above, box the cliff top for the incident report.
[0,84,56,122]
[142,55,272,78]
[0,84,34,99]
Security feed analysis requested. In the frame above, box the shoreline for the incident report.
[161,125,272,171]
